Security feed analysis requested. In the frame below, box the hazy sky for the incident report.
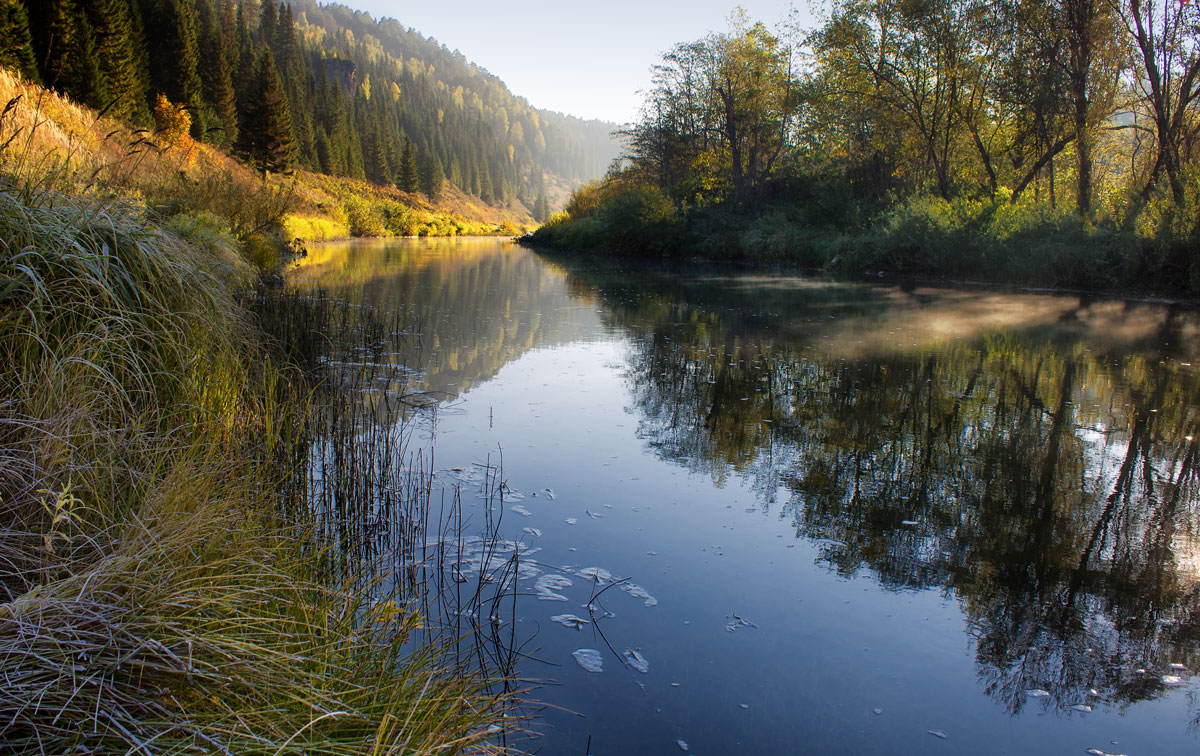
[343,1,818,124]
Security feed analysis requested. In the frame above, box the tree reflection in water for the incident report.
[553,255,1200,724]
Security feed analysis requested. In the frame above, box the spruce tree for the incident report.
[140,0,203,138]
[29,0,77,92]
[236,48,294,179]
[85,0,145,120]
[68,11,107,109]
[419,150,443,199]
[197,0,236,146]
[0,0,40,83]
[533,189,549,223]
[398,137,419,191]
[257,0,276,47]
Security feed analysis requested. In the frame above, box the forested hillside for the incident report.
[1,0,620,219]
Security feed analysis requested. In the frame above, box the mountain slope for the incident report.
[16,0,622,219]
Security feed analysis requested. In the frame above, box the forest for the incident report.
[527,1,1200,294]
[1,0,619,220]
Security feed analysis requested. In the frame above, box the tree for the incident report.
[397,137,419,191]
[628,12,798,207]
[28,0,106,105]
[1119,0,1200,205]
[0,0,40,83]
[419,149,444,198]
[533,189,550,223]
[85,0,147,121]
[197,0,237,146]
[139,0,204,138]
[236,48,294,179]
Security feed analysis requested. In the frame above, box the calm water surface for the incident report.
[292,237,1200,756]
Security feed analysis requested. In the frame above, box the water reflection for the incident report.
[548,254,1200,722]
[291,238,605,400]
[294,240,1200,742]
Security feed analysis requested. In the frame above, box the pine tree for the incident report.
[0,0,40,83]
[533,189,549,223]
[419,150,443,198]
[140,0,203,138]
[236,48,294,179]
[257,0,276,47]
[85,0,145,120]
[197,0,236,146]
[68,11,107,108]
[29,0,78,93]
[398,136,419,192]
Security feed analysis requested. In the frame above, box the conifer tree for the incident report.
[68,10,107,108]
[257,0,276,46]
[197,0,236,145]
[139,0,203,138]
[533,189,549,223]
[398,137,419,191]
[29,0,78,92]
[237,48,294,179]
[0,0,40,83]
[419,150,444,198]
[85,0,145,120]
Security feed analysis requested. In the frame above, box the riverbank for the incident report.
[521,182,1200,297]
[0,71,512,754]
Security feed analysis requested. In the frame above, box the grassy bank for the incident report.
[0,72,512,754]
[523,177,1200,296]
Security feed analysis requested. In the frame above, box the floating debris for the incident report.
[572,648,604,673]
[1026,689,1051,698]
[623,648,650,673]
[622,582,659,607]
[535,574,573,601]
[675,739,689,751]
[928,730,947,739]
[511,504,532,517]
[1071,704,1094,713]
[725,614,758,632]
[551,613,589,629]
[577,566,614,583]
[523,527,543,538]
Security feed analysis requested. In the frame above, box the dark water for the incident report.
[292,237,1200,756]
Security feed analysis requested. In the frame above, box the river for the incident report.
[291,236,1200,756]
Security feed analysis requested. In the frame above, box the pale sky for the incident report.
[343,1,819,124]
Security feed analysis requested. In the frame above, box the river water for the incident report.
[291,236,1200,756]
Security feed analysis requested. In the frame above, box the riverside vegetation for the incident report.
[0,32,524,756]
[525,2,1200,296]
